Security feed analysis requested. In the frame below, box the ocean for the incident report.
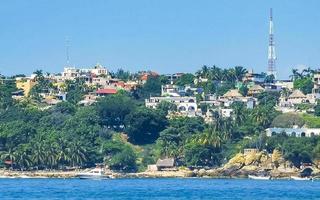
[0,178,319,199]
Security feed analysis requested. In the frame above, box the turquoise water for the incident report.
[0,178,319,199]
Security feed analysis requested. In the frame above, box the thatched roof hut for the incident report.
[288,90,306,99]
[223,89,243,98]
[156,158,175,168]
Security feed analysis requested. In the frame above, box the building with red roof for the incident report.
[95,88,117,96]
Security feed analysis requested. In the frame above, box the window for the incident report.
[188,106,195,111]
[301,132,306,137]
[291,132,296,137]
[311,132,315,137]
[179,106,186,111]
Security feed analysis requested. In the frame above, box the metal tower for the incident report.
[65,36,70,66]
[267,8,277,78]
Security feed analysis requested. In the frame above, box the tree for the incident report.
[67,141,87,167]
[265,74,275,83]
[112,68,131,81]
[125,108,168,144]
[0,79,17,110]
[138,76,162,98]
[65,79,87,104]
[157,101,177,115]
[175,73,195,86]
[233,66,247,82]
[271,113,305,128]
[103,140,137,172]
[96,93,136,129]
[184,142,222,167]
[314,101,320,117]
[294,77,313,94]
[156,127,181,158]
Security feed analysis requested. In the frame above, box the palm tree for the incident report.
[208,65,222,81]
[67,141,87,167]
[201,65,210,78]
[290,68,302,81]
[31,134,46,169]
[231,102,246,125]
[56,138,70,167]
[0,147,16,169]
[193,127,223,148]
[251,106,271,128]
[44,142,58,169]
[15,146,31,170]
[33,70,44,81]
[234,66,248,82]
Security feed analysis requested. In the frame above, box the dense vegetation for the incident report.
[1,66,320,172]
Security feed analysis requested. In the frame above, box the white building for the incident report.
[161,85,183,97]
[145,96,197,116]
[62,67,80,80]
[266,127,320,137]
[60,64,109,81]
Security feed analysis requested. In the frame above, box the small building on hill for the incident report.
[287,90,307,105]
[248,84,265,96]
[156,158,176,171]
[95,88,117,96]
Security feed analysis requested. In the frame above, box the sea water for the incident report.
[0,178,319,199]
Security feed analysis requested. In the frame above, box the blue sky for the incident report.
[0,0,320,79]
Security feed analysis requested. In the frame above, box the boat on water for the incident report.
[248,175,271,180]
[76,167,111,179]
[290,176,312,181]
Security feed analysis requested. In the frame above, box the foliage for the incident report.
[301,114,320,128]
[294,77,313,94]
[175,73,195,86]
[96,93,136,129]
[138,76,161,98]
[125,107,168,144]
[103,139,137,172]
[271,113,305,128]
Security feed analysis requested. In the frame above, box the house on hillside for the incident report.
[145,96,197,116]
[265,126,320,137]
[139,71,159,84]
[95,88,117,97]
[248,84,265,96]
[16,77,37,96]
[219,89,257,109]
[287,90,307,105]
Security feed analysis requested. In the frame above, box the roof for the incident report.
[96,88,117,94]
[289,90,306,98]
[140,71,159,80]
[249,84,265,91]
[156,158,175,167]
[223,89,243,98]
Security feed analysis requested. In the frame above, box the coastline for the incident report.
[1,168,319,180]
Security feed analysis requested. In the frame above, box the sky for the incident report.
[0,0,320,79]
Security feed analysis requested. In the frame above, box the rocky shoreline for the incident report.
[1,168,319,179]
[1,150,320,179]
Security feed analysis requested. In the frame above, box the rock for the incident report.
[272,149,282,163]
[244,152,257,165]
[223,153,245,169]
[198,169,206,177]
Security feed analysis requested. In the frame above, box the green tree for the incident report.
[96,93,135,129]
[125,108,168,144]
[294,77,313,94]
[175,73,195,86]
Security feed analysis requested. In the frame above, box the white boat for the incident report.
[76,167,110,179]
[290,176,312,181]
[248,175,271,180]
